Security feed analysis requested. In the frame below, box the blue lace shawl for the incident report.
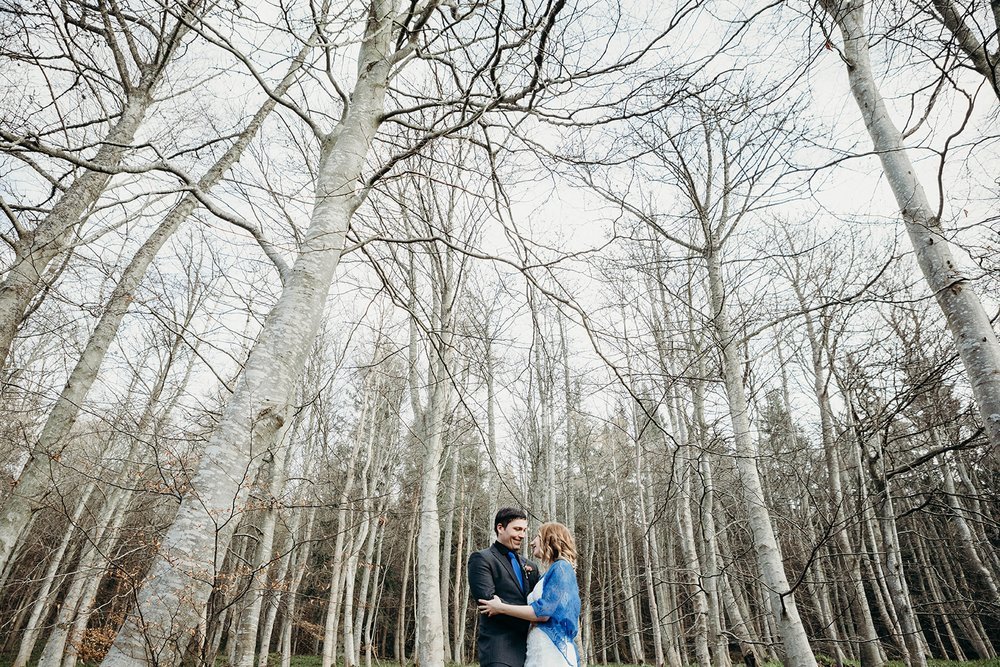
[530,559,581,665]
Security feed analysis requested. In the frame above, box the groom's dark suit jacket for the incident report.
[468,541,540,667]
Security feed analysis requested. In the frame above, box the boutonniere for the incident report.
[524,564,535,575]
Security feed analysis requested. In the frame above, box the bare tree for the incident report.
[818,0,1000,452]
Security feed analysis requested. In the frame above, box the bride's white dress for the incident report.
[525,575,579,667]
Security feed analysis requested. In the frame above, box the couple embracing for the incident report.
[468,508,581,667]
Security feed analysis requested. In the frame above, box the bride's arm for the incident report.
[477,596,549,622]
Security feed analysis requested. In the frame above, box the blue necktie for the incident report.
[508,551,526,592]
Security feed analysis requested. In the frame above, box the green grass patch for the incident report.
[884,662,1000,667]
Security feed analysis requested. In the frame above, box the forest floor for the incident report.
[4,658,1000,667]
[272,660,1000,667]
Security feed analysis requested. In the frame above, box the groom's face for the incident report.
[496,518,528,552]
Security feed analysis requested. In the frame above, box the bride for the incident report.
[478,522,581,667]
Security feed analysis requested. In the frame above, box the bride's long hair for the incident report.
[538,522,577,568]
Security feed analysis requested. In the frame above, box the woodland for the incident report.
[0,0,998,666]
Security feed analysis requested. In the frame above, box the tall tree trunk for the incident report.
[451,491,468,663]
[805,523,847,666]
[580,488,596,667]
[396,498,418,663]
[697,452,731,667]
[634,400,667,667]
[232,441,292,667]
[0,40,309,578]
[0,0,211,372]
[720,564,760,664]
[99,6,396,661]
[0,86,155,568]
[913,538,964,661]
[257,512,298,667]
[601,523,615,665]
[676,453,711,667]
[415,356,453,667]
[821,0,1000,450]
[939,452,1000,607]
[0,90,152,372]
[279,506,317,667]
[793,294,883,667]
[439,444,458,662]
[614,499,644,664]
[349,489,383,667]
[866,456,928,666]
[365,514,389,667]
[560,316,576,534]
[13,482,96,667]
[688,366,729,667]
[37,485,129,667]
[704,246,817,667]
[322,431,367,666]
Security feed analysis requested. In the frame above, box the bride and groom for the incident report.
[468,508,581,667]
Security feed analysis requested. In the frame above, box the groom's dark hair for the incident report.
[494,507,527,534]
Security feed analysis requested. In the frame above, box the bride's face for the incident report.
[530,534,543,559]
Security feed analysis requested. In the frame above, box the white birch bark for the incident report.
[0,40,310,577]
[868,452,927,666]
[704,246,817,667]
[99,4,397,662]
[719,565,760,664]
[438,444,458,662]
[256,509,299,667]
[354,498,384,664]
[0,513,36,593]
[322,390,372,667]
[938,547,991,658]
[600,527,618,665]
[805,524,847,666]
[395,499,418,662]
[821,0,1000,449]
[634,417,670,667]
[232,442,292,667]
[0,1,202,370]
[676,447,711,667]
[0,83,154,567]
[451,499,469,663]
[0,90,152,371]
[684,366,721,667]
[794,292,882,667]
[52,346,194,667]
[13,482,96,667]
[364,515,389,667]
[560,316,576,533]
[953,459,1000,581]
[928,0,999,99]
[613,492,644,663]
[580,488,596,667]
[940,452,1000,607]
[345,426,379,667]
[915,539,964,660]
[696,451,730,667]
[279,506,317,667]
[863,511,904,649]
[485,335,500,496]
[36,485,129,667]
[343,510,372,667]
[414,282,456,667]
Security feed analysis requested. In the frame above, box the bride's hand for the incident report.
[477,595,503,617]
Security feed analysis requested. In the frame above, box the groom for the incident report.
[468,507,540,667]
